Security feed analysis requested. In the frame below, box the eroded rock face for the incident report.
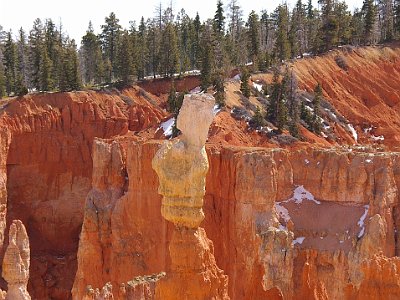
[74,140,400,299]
[152,94,215,228]
[152,94,229,299]
[2,220,30,300]
[0,88,165,299]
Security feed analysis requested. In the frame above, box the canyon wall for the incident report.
[74,137,400,299]
[0,87,165,299]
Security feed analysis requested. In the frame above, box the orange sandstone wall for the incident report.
[0,87,165,299]
[73,139,400,299]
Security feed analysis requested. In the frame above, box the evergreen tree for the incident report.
[240,67,251,98]
[29,18,44,90]
[395,0,400,36]
[100,12,122,81]
[167,80,177,113]
[290,0,307,58]
[213,0,225,35]
[378,0,395,41]
[137,17,148,79]
[200,25,214,91]
[192,13,202,69]
[311,83,322,133]
[362,0,377,44]
[16,28,29,92]
[247,10,260,66]
[160,23,179,77]
[213,70,226,107]
[116,31,135,84]
[317,0,339,52]
[81,22,104,85]
[0,60,5,98]
[274,4,291,62]
[267,68,281,124]
[250,107,265,128]
[38,44,53,91]
[4,31,17,95]
[147,19,161,78]
[335,1,352,45]
[60,39,80,91]
[286,68,300,137]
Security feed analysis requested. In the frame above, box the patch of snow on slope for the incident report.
[275,203,291,222]
[213,105,221,115]
[290,185,321,204]
[233,74,241,81]
[371,135,384,141]
[347,124,358,142]
[160,117,175,137]
[357,205,369,238]
[293,237,305,245]
[190,86,202,94]
[253,82,263,92]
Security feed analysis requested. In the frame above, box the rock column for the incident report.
[2,220,31,300]
[152,94,229,299]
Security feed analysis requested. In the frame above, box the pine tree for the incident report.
[16,28,29,93]
[213,70,226,107]
[290,0,307,58]
[116,31,135,84]
[200,26,214,91]
[274,4,291,62]
[311,83,322,133]
[362,0,377,44]
[247,10,260,66]
[137,17,148,79]
[160,23,179,77]
[192,13,202,69]
[100,12,122,81]
[317,0,339,52]
[335,1,352,45]
[4,31,17,95]
[213,0,225,35]
[395,0,400,36]
[0,60,5,98]
[38,44,53,91]
[286,68,300,137]
[240,67,251,98]
[29,18,44,90]
[379,0,395,41]
[167,81,177,113]
[267,68,281,124]
[81,22,104,85]
[250,107,265,128]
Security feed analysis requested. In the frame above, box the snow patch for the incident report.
[357,205,369,238]
[371,135,384,141]
[347,124,358,142]
[304,159,310,165]
[290,185,321,205]
[275,203,290,222]
[253,82,263,92]
[213,105,221,115]
[365,159,372,163]
[160,117,175,137]
[293,237,305,245]
[233,74,241,81]
[190,86,202,94]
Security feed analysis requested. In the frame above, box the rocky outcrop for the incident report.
[0,87,165,299]
[152,94,229,299]
[74,138,400,299]
[2,220,30,300]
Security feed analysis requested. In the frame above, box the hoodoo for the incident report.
[152,94,229,299]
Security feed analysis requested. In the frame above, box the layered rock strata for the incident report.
[152,94,229,299]
[74,140,400,299]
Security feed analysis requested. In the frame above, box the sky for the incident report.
[0,0,364,43]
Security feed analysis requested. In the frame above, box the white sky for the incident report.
[0,0,363,43]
